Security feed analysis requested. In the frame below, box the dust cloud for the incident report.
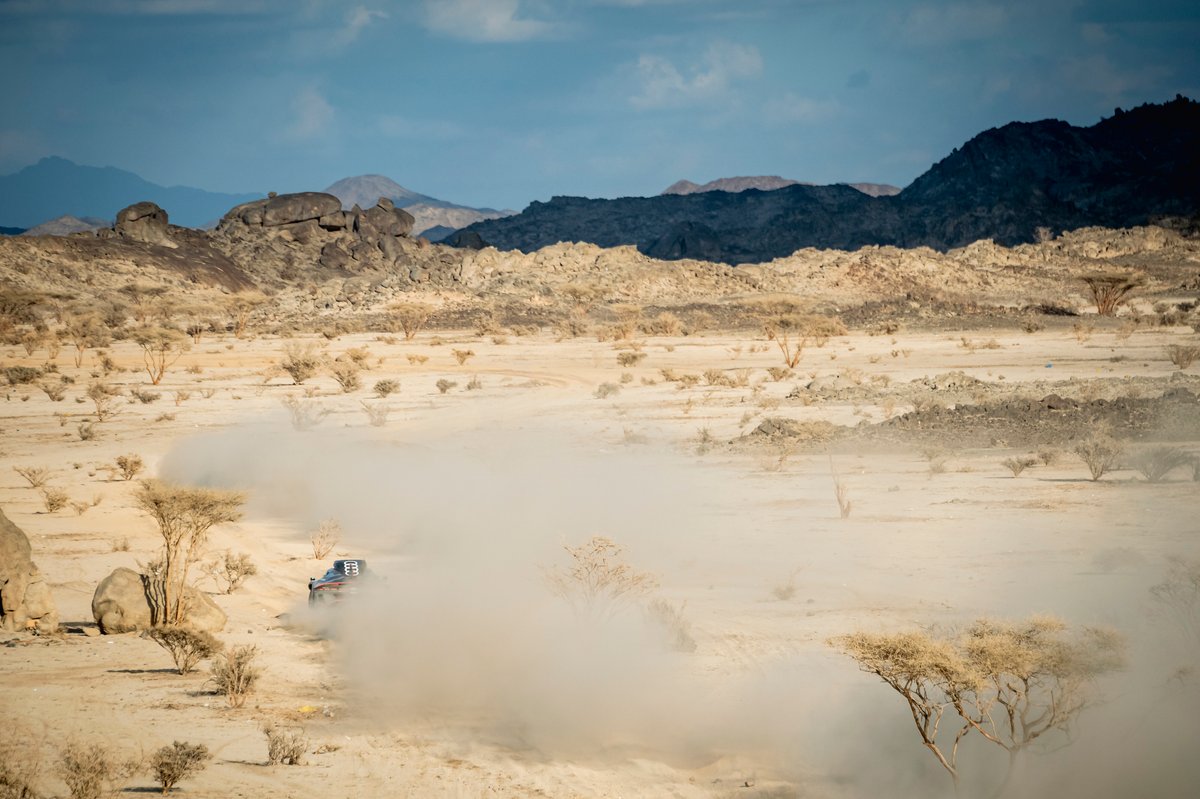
[160,422,1200,796]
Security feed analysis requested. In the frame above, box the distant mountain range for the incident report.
[20,215,110,237]
[456,96,1200,262]
[0,157,260,229]
[322,174,513,239]
[662,176,901,197]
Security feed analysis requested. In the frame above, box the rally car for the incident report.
[307,559,368,606]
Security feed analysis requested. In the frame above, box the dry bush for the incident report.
[136,480,244,626]
[146,626,222,675]
[41,487,68,513]
[149,741,210,794]
[217,550,257,593]
[130,387,161,404]
[359,401,390,427]
[1130,446,1191,483]
[765,366,792,382]
[452,348,474,366]
[115,454,143,481]
[594,382,620,399]
[391,302,433,340]
[1073,435,1123,481]
[76,422,97,441]
[57,741,139,799]
[311,519,340,560]
[640,312,682,337]
[831,466,852,519]
[1150,557,1200,647]
[133,327,189,385]
[210,645,259,708]
[544,536,658,622]
[373,379,399,398]
[86,382,121,421]
[328,359,360,393]
[4,365,40,386]
[13,465,51,489]
[406,354,429,365]
[1081,272,1144,316]
[40,381,66,402]
[771,571,799,601]
[280,395,329,431]
[172,390,190,406]
[280,342,323,385]
[263,725,308,766]
[832,616,1124,793]
[0,734,43,799]
[645,598,697,653]
[1001,456,1039,477]
[616,351,646,367]
[694,427,715,455]
[1166,343,1200,370]
[62,313,111,368]
[435,378,456,394]
[465,375,483,391]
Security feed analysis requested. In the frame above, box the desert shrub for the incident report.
[41,487,68,513]
[435,378,456,394]
[1081,272,1144,316]
[1073,435,1123,481]
[1001,456,1039,477]
[263,725,307,766]
[86,382,121,421]
[115,454,143,481]
[136,480,244,626]
[76,422,97,441]
[311,519,340,559]
[149,741,210,794]
[130,388,161,404]
[13,465,51,489]
[1150,557,1200,646]
[4,366,40,386]
[544,536,658,621]
[210,645,259,708]
[146,626,222,675]
[1130,446,1191,483]
[616,351,646,367]
[406,354,429,365]
[0,736,42,799]
[373,379,399,398]
[765,366,792,382]
[832,616,1124,793]
[40,381,66,402]
[391,302,433,340]
[452,348,474,366]
[280,342,323,385]
[133,327,190,385]
[328,359,360,393]
[594,382,620,399]
[172,390,190,406]
[57,742,138,799]
[640,312,682,337]
[645,598,697,653]
[218,550,257,593]
[1166,344,1200,370]
[832,473,852,519]
[360,401,390,427]
[280,395,329,431]
[465,375,483,390]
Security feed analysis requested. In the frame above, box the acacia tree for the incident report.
[390,302,434,340]
[134,326,190,385]
[833,615,1124,795]
[136,480,244,625]
[1081,272,1144,316]
[226,292,267,338]
[62,312,111,367]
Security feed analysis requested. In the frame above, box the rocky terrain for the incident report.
[662,176,901,197]
[19,215,110,237]
[324,174,514,238]
[456,97,1200,263]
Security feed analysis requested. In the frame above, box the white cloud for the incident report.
[629,41,762,110]
[763,93,837,125]
[333,5,386,48]
[423,0,556,42]
[287,86,334,139]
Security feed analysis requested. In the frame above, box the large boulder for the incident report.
[0,507,57,633]
[115,201,173,247]
[262,192,343,227]
[91,567,226,634]
[354,197,414,239]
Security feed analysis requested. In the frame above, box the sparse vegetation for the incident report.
[13,465,51,489]
[210,645,259,708]
[1150,557,1200,646]
[373,378,399,398]
[392,302,433,340]
[452,348,475,366]
[1001,456,1038,477]
[149,741,210,794]
[594,382,620,399]
[56,741,138,799]
[311,519,340,560]
[216,550,257,593]
[146,626,222,675]
[1131,446,1191,483]
[280,395,329,431]
[436,378,456,394]
[133,327,190,385]
[544,536,658,621]
[328,358,361,393]
[280,342,323,385]
[263,725,307,766]
[360,401,390,427]
[645,598,697,653]
[1166,343,1200,370]
[136,480,245,626]
[1081,271,1144,316]
[41,487,68,513]
[1073,435,1123,481]
[115,454,144,481]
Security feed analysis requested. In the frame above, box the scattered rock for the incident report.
[115,201,174,247]
[1,507,57,633]
[91,567,226,634]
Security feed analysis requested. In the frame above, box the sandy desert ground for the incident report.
[2,303,1199,797]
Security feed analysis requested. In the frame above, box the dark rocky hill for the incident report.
[457,97,1200,263]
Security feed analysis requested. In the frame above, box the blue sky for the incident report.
[1,0,1197,210]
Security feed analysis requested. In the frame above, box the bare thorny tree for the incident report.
[833,616,1124,797]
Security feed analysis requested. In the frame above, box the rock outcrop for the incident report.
[0,507,58,633]
[114,201,174,247]
[91,567,226,634]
